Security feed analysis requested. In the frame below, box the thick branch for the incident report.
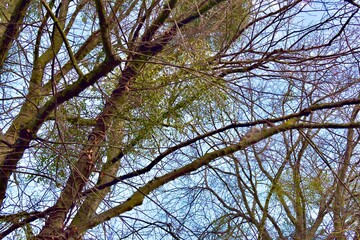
[0,0,32,70]
[94,0,114,59]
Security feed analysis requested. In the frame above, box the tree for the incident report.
[0,0,360,239]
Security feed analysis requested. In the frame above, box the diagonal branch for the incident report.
[41,0,83,76]
[75,118,298,233]
[0,0,32,70]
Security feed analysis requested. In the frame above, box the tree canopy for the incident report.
[0,0,360,239]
